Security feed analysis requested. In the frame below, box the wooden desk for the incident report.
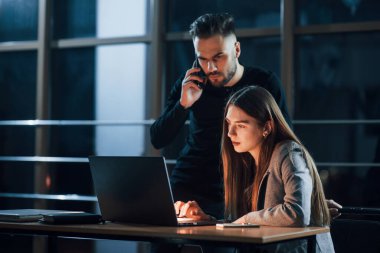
[0,221,329,252]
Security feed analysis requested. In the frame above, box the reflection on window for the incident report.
[96,44,146,156]
[0,0,38,42]
[296,0,380,25]
[97,0,146,37]
[295,32,380,120]
[294,31,380,209]
[166,0,280,32]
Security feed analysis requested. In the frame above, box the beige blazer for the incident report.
[240,140,335,253]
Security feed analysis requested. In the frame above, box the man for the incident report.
[151,13,290,219]
[150,13,340,220]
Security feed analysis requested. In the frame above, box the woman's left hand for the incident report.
[233,215,248,224]
[326,199,342,219]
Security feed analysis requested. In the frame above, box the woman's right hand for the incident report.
[174,200,210,220]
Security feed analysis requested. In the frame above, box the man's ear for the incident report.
[235,41,241,58]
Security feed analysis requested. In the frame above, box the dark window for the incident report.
[239,37,281,77]
[0,0,38,42]
[295,32,380,120]
[0,51,37,120]
[296,0,380,25]
[295,32,380,207]
[166,0,280,32]
[52,0,96,39]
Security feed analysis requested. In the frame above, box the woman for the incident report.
[178,86,334,252]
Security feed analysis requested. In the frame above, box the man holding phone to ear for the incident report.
[150,13,341,220]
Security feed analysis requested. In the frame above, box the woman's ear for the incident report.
[262,120,273,138]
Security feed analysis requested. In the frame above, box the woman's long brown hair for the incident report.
[221,86,330,226]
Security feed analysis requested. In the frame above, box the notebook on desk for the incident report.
[88,156,217,227]
[0,209,85,222]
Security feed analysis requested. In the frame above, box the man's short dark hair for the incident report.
[189,13,235,39]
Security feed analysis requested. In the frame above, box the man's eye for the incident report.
[237,124,246,128]
[213,55,222,61]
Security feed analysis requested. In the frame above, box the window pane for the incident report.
[53,0,96,39]
[297,124,380,208]
[0,162,94,211]
[0,162,35,194]
[166,41,193,97]
[295,124,379,164]
[295,32,380,120]
[50,48,95,157]
[95,44,146,156]
[51,44,147,156]
[239,37,281,78]
[49,126,93,157]
[0,127,35,156]
[51,48,95,120]
[97,0,146,37]
[296,0,380,25]
[166,0,280,32]
[46,164,93,196]
[49,48,95,210]
[53,0,147,39]
[0,0,38,42]
[320,166,380,207]
[0,51,37,119]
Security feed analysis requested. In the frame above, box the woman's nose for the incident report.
[227,126,235,137]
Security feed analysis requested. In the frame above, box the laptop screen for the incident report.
[89,156,179,226]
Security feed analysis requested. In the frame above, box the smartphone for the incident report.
[192,59,207,89]
[216,223,260,228]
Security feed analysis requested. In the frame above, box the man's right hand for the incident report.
[179,68,205,109]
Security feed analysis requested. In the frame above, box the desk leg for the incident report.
[47,236,58,253]
[307,235,316,253]
[33,236,49,253]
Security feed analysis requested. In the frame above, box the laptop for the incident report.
[88,156,217,226]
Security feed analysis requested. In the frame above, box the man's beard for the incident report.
[207,60,237,88]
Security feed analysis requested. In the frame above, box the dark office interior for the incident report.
[0,0,379,252]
